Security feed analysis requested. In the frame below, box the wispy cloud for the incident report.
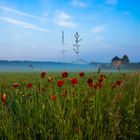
[54,11,77,29]
[105,0,118,5]
[72,0,87,8]
[0,17,59,34]
[0,16,33,27]
[0,6,53,23]
[92,25,105,33]
[0,6,78,29]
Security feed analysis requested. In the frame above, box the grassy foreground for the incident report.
[0,72,140,140]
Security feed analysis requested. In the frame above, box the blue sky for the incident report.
[0,0,140,62]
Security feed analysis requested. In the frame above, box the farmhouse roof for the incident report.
[112,56,121,61]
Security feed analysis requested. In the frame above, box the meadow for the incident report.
[0,71,140,140]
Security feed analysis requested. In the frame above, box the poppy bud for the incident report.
[1,93,6,105]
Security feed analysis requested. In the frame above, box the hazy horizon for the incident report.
[0,0,140,63]
[0,59,140,63]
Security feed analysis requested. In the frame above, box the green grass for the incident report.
[0,72,140,140]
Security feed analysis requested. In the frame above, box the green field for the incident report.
[0,72,140,140]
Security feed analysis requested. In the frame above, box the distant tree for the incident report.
[73,32,82,64]
[122,55,129,64]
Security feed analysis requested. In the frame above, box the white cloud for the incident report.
[0,17,59,34]
[106,0,118,5]
[54,11,77,29]
[0,6,77,29]
[0,6,53,23]
[0,16,32,26]
[72,0,87,8]
[92,25,105,33]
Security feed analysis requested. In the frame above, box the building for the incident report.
[112,56,122,67]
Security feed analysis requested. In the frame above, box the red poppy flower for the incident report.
[51,95,56,100]
[87,78,93,87]
[57,80,64,87]
[1,93,6,105]
[79,72,85,77]
[87,78,93,84]
[13,83,20,88]
[71,78,78,85]
[62,72,69,78]
[27,83,32,88]
[41,72,46,79]
[116,80,121,86]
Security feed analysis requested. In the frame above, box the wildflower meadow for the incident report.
[0,71,140,140]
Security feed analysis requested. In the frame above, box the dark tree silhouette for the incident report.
[122,55,129,64]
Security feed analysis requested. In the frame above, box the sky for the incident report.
[0,0,140,63]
